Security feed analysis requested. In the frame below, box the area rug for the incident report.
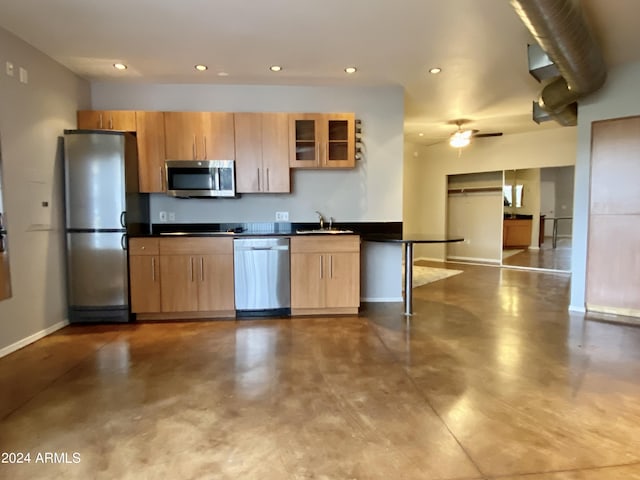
[502,249,524,260]
[402,265,463,288]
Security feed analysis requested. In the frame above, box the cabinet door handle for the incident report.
[190,257,194,282]
[200,257,205,282]
[151,257,156,282]
[203,137,207,159]
[109,115,113,130]
[266,168,270,191]
[320,255,323,279]
[257,168,261,191]
[330,255,333,279]
[99,113,103,129]
[193,135,197,160]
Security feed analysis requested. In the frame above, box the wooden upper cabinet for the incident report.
[77,110,136,131]
[289,113,355,169]
[164,112,235,160]
[234,113,290,193]
[136,111,166,193]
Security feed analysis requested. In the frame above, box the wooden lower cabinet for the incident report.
[128,237,234,319]
[290,236,360,315]
[128,238,161,314]
[503,218,532,248]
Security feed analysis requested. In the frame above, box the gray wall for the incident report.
[0,26,90,354]
[90,83,404,224]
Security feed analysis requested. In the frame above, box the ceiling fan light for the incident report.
[461,129,473,139]
[450,132,471,148]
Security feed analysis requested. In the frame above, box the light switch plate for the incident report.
[5,61,14,76]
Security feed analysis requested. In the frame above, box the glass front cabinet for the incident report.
[289,113,355,169]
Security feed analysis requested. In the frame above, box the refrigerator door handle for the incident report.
[120,234,127,251]
[120,211,127,228]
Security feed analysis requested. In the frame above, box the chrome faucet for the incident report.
[315,211,325,230]
[329,217,334,230]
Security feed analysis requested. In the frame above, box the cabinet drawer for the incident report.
[159,236,233,255]
[129,237,159,255]
[290,235,360,253]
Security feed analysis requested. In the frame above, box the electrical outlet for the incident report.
[275,211,289,221]
[5,61,14,76]
[168,212,176,221]
[159,211,167,222]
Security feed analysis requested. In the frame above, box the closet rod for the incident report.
[447,186,503,194]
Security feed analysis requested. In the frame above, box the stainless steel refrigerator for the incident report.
[63,130,149,323]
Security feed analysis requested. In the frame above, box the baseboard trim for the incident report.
[414,256,445,263]
[586,303,640,319]
[447,255,501,264]
[0,319,70,359]
[361,297,403,303]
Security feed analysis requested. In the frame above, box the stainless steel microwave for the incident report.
[165,160,236,198]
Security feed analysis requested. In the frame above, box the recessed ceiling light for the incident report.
[418,133,424,137]
[217,72,229,77]
[113,63,127,70]
[344,67,357,74]
[429,67,442,74]
[195,64,208,72]
[269,65,282,72]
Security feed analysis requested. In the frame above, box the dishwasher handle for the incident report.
[235,245,289,251]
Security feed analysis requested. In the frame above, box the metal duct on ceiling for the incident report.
[511,0,607,126]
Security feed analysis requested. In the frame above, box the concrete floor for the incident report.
[1,262,640,479]
[502,237,572,271]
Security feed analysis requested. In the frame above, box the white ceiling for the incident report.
[1,0,639,145]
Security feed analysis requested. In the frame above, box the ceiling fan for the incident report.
[448,119,503,148]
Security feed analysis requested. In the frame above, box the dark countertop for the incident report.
[363,233,464,243]
[130,221,403,239]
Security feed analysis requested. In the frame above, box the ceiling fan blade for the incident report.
[473,132,503,138]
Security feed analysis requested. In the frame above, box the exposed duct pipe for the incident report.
[510,0,607,126]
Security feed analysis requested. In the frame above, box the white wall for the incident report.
[404,128,576,260]
[0,26,90,354]
[90,83,404,223]
[571,61,640,311]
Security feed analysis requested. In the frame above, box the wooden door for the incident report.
[160,255,198,312]
[164,112,200,160]
[324,252,360,308]
[587,116,640,316]
[202,112,235,160]
[291,252,324,308]
[197,254,235,311]
[129,255,161,313]
[136,111,166,192]
[262,113,290,192]
[234,113,263,193]
[289,114,321,168]
[322,113,355,168]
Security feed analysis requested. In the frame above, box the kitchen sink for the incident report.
[296,228,354,234]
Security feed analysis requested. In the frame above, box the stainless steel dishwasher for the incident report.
[233,238,291,317]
